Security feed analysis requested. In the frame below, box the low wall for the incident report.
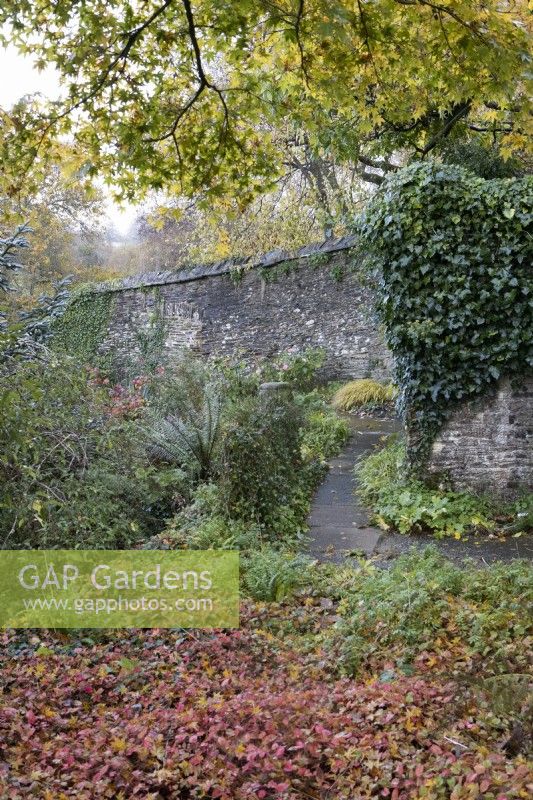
[428,377,533,497]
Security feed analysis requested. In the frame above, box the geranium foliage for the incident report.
[1,609,532,800]
[358,162,533,464]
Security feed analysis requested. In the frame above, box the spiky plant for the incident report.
[146,383,221,480]
[332,379,396,411]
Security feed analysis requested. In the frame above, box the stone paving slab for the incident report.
[374,529,533,567]
[307,416,401,562]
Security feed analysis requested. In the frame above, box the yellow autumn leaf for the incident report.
[110,737,127,753]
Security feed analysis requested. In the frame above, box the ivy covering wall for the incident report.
[358,162,533,466]
[52,290,115,361]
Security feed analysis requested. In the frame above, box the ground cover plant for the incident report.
[356,437,532,540]
[331,548,532,680]
[1,586,532,800]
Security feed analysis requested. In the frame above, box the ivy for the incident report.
[259,259,300,284]
[52,290,115,361]
[134,294,167,373]
[358,162,533,467]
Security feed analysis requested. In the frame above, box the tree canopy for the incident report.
[0,1,530,204]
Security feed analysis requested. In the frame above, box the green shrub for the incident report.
[0,357,186,549]
[332,379,395,411]
[158,483,262,551]
[261,348,326,391]
[242,547,313,601]
[336,548,532,676]
[301,408,349,461]
[357,437,496,538]
[217,396,305,532]
[147,352,213,414]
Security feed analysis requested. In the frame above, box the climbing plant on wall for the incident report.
[52,290,115,362]
[358,162,533,468]
[134,291,168,373]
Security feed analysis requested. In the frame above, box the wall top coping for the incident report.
[85,235,358,295]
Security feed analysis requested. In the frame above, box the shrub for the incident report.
[335,547,533,677]
[356,437,497,538]
[212,349,326,399]
[0,357,187,549]
[157,483,263,551]
[217,396,305,532]
[261,348,326,391]
[332,379,395,410]
[145,352,213,414]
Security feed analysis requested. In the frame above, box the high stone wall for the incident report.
[88,237,392,381]
[428,377,533,497]
[59,236,532,497]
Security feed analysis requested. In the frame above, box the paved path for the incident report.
[307,414,533,567]
[307,416,400,563]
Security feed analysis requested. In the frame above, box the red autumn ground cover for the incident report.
[0,608,531,800]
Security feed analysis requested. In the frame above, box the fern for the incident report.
[146,383,221,479]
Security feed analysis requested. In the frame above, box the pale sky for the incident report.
[0,45,138,236]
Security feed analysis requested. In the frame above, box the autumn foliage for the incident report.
[1,607,531,800]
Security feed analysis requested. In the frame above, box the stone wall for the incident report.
[93,237,392,381]
[428,377,533,497]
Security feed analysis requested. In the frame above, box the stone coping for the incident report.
[86,235,358,295]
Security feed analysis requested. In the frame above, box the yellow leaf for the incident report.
[110,737,127,753]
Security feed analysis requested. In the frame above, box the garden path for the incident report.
[307,414,533,567]
[307,415,400,563]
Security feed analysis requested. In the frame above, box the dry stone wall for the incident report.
[93,237,392,381]
[428,377,533,497]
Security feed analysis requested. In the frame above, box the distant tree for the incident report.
[1,155,107,297]
[0,224,70,362]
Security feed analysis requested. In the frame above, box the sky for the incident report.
[0,45,138,237]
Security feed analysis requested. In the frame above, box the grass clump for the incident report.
[332,379,395,410]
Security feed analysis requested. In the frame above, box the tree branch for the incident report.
[394,0,488,44]
[294,0,310,88]
[358,155,397,172]
[146,0,231,145]
[418,100,472,156]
